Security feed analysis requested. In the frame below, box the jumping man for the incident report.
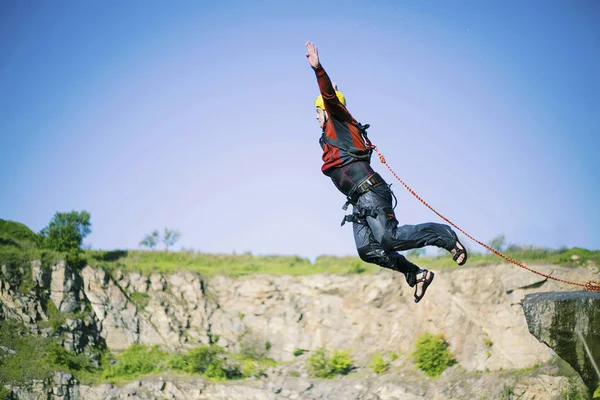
[305,41,467,303]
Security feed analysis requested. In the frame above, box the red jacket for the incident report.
[313,65,370,174]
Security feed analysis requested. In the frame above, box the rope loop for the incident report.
[371,146,599,292]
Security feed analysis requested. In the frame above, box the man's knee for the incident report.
[357,244,390,266]
[380,232,397,253]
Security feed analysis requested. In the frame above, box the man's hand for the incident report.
[305,41,320,68]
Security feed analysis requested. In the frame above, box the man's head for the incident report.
[314,85,346,129]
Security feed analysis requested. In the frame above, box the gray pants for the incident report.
[352,183,457,286]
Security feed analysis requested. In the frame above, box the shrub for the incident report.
[203,358,228,380]
[594,382,600,398]
[411,332,456,378]
[369,352,388,374]
[307,348,353,378]
[166,354,188,371]
[46,300,67,331]
[168,345,241,380]
[330,350,352,374]
[186,346,223,374]
[293,349,306,357]
[102,344,167,380]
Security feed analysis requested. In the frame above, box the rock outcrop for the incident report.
[522,290,600,396]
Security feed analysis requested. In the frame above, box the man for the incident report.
[305,41,467,303]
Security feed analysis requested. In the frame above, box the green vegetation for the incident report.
[103,343,277,383]
[39,211,91,265]
[307,348,353,378]
[0,319,277,387]
[0,321,105,385]
[103,344,171,381]
[3,217,600,279]
[488,234,506,252]
[0,219,62,293]
[129,292,150,309]
[594,382,600,398]
[0,213,89,292]
[502,384,514,400]
[293,348,307,357]
[84,250,378,277]
[560,379,588,400]
[39,211,91,253]
[229,350,277,379]
[45,300,67,330]
[0,387,11,400]
[139,228,181,251]
[82,245,600,278]
[368,352,388,374]
[411,332,456,378]
[139,230,160,250]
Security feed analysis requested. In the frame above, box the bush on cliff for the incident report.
[307,348,353,378]
[412,332,456,378]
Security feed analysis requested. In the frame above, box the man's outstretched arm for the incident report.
[305,41,350,119]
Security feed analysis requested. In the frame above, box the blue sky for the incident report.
[1,0,599,259]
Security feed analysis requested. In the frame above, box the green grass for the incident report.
[3,218,599,280]
[82,246,600,278]
[0,219,64,294]
[0,322,57,384]
[129,292,150,309]
[0,321,108,385]
[84,250,380,277]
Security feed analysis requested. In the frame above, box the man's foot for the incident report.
[451,239,468,266]
[413,269,434,303]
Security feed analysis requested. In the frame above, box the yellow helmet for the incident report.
[315,91,346,110]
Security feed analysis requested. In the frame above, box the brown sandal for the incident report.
[414,269,434,303]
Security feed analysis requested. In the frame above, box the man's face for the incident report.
[316,107,326,129]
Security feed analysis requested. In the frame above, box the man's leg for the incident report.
[356,185,458,255]
[353,218,421,286]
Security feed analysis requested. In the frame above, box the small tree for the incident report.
[39,211,91,253]
[162,228,181,251]
[139,230,159,250]
[489,234,506,252]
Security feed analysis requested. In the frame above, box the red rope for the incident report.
[371,146,600,292]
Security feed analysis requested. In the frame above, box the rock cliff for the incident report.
[522,290,600,397]
[2,259,598,399]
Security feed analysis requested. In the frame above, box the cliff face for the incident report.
[1,259,598,399]
[522,291,600,396]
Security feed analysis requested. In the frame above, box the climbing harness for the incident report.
[368,144,600,292]
[319,122,373,162]
[342,172,385,209]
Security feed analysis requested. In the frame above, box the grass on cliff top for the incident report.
[83,246,600,277]
[85,250,379,276]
